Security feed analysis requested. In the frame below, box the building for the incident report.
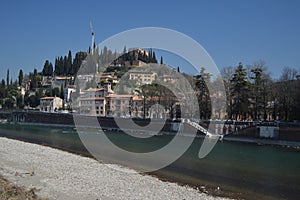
[106,94,133,117]
[82,88,107,98]
[40,96,63,112]
[160,75,179,84]
[95,75,119,84]
[80,97,106,116]
[131,95,144,118]
[79,88,108,116]
[52,76,72,88]
[64,85,76,102]
[129,71,157,85]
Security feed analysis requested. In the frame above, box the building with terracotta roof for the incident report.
[106,94,133,117]
[40,96,63,112]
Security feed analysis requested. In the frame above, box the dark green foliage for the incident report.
[6,69,9,86]
[42,60,53,76]
[29,69,42,90]
[0,79,6,98]
[194,67,212,119]
[72,52,88,75]
[18,69,23,86]
[230,62,249,120]
[54,51,87,76]
[60,84,64,99]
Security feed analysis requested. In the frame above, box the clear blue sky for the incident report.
[0,0,299,80]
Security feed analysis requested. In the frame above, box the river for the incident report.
[0,123,299,200]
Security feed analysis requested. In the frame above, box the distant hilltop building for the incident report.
[111,48,157,67]
[129,71,157,85]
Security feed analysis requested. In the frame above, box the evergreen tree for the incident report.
[231,62,249,120]
[18,69,23,86]
[0,79,6,98]
[72,52,87,76]
[160,56,163,65]
[54,57,59,76]
[52,87,60,97]
[6,69,9,86]
[63,56,67,75]
[29,68,41,89]
[60,84,64,100]
[67,50,72,75]
[42,60,53,76]
[195,67,212,119]
[49,62,53,76]
[249,62,272,120]
[152,51,157,63]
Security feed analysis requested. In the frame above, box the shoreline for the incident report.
[4,121,300,150]
[1,123,299,199]
[0,137,230,200]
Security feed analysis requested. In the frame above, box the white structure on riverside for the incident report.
[40,96,63,112]
[257,126,279,139]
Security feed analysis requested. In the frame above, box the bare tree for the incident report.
[221,66,235,119]
[276,67,298,121]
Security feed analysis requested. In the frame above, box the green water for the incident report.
[0,123,299,199]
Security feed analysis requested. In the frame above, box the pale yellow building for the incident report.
[40,96,63,112]
[129,71,157,85]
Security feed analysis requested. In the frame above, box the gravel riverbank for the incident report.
[0,137,230,200]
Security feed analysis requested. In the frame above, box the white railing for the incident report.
[182,119,223,140]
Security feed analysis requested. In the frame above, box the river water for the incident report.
[0,123,299,200]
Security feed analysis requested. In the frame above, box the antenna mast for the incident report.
[90,21,95,54]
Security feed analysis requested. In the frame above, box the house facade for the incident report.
[40,96,63,112]
[129,71,157,85]
[80,97,106,116]
[106,94,133,117]
[79,88,108,116]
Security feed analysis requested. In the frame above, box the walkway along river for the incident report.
[0,123,299,200]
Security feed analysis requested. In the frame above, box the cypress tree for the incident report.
[160,56,163,65]
[18,69,23,86]
[67,50,72,75]
[60,84,64,100]
[6,69,9,86]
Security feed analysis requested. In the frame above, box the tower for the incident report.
[90,21,95,54]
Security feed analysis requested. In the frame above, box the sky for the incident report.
[0,0,300,81]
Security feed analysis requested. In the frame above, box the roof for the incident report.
[129,71,155,75]
[132,95,143,101]
[84,88,105,92]
[66,85,76,88]
[40,96,62,100]
[131,96,179,102]
[106,94,133,98]
[79,97,105,101]
[55,76,72,80]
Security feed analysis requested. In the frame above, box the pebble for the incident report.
[0,137,230,200]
